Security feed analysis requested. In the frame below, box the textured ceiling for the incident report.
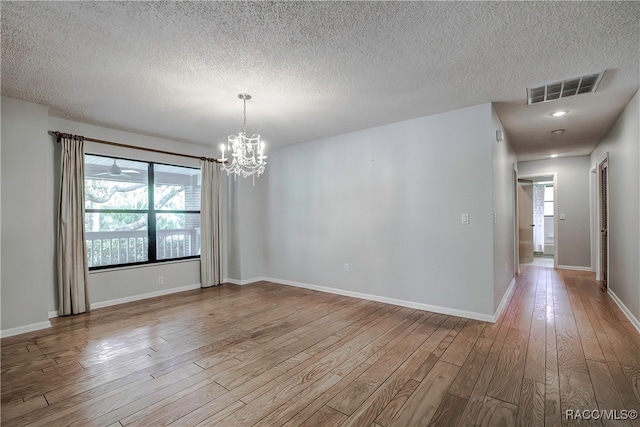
[2,1,639,161]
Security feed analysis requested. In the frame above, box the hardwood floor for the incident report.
[2,266,640,426]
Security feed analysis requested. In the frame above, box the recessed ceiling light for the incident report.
[550,111,568,117]
[551,129,565,135]
[549,154,559,158]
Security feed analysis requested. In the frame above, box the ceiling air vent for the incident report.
[527,71,605,105]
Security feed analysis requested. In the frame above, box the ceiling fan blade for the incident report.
[121,169,139,174]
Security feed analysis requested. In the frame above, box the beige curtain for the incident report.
[57,135,90,315]
[200,159,221,287]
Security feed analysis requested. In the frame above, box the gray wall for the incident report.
[2,96,518,331]
[518,156,592,269]
[590,90,639,324]
[223,175,268,283]
[491,105,518,312]
[262,103,498,317]
[223,177,240,281]
[1,98,53,330]
[238,175,268,281]
[1,96,219,333]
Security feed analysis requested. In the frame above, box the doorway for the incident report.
[517,173,558,268]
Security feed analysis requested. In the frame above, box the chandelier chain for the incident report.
[243,98,247,134]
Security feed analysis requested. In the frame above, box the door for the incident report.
[599,158,609,289]
[518,179,534,264]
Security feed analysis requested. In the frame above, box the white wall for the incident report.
[1,96,221,334]
[518,156,592,269]
[1,97,53,331]
[491,106,517,312]
[590,90,639,325]
[262,104,497,318]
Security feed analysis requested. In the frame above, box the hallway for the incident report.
[504,265,640,426]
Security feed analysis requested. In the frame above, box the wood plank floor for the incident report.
[2,266,640,426]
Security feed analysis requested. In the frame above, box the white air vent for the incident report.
[527,71,604,105]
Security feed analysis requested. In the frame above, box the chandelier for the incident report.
[219,93,267,182]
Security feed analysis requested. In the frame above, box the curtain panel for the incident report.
[57,135,90,315]
[200,159,221,287]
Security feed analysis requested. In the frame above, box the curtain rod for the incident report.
[51,131,223,163]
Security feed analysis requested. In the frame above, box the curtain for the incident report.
[200,159,221,287]
[57,135,90,315]
[533,184,546,253]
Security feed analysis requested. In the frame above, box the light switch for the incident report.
[462,213,469,225]
[560,213,566,220]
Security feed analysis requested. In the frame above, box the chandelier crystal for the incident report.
[219,93,267,182]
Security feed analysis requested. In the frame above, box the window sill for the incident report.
[88,257,200,274]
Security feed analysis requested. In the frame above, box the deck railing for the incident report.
[86,228,200,267]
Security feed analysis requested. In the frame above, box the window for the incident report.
[84,155,201,269]
[544,185,554,216]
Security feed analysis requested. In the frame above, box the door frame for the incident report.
[513,165,519,274]
[592,153,609,284]
[516,172,558,269]
[590,165,597,276]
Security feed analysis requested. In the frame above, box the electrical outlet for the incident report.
[158,276,164,285]
[344,263,350,272]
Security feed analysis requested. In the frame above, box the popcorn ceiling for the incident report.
[1,1,638,159]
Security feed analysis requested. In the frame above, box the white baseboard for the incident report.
[608,289,640,334]
[1,320,52,338]
[223,277,267,286]
[493,277,516,323]
[90,283,201,310]
[262,277,495,323]
[27,284,202,331]
[557,265,594,272]
[20,283,200,337]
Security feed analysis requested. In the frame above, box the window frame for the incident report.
[85,154,201,271]
[543,184,554,217]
